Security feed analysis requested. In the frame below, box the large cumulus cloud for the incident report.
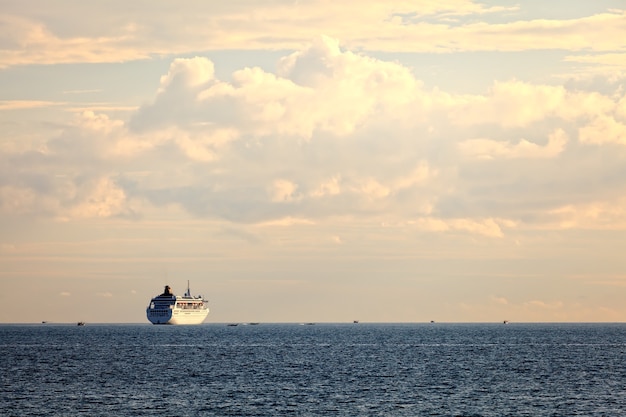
[3,37,626,237]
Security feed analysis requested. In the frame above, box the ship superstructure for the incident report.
[146,282,209,325]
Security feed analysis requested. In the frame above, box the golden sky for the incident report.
[1,1,625,323]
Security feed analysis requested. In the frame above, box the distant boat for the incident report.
[353,320,359,324]
[248,322,260,325]
[77,322,85,326]
[227,323,239,327]
[503,320,509,324]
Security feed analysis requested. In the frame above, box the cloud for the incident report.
[459,129,568,160]
[525,300,564,310]
[571,53,626,68]
[449,10,626,53]
[579,115,626,145]
[491,296,509,305]
[451,80,615,128]
[257,217,315,227]
[66,177,130,220]
[3,36,626,239]
[133,38,420,140]
[0,14,148,68]
[269,179,300,203]
[0,110,136,219]
[1,4,624,67]
[0,100,66,110]
[546,198,626,230]
[310,176,342,198]
[121,37,444,223]
[408,217,509,238]
[0,176,132,220]
[0,185,60,216]
[97,292,113,297]
[563,53,626,81]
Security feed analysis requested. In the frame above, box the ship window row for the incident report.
[150,302,173,309]
[150,311,169,316]
[177,303,204,309]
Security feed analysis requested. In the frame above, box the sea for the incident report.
[1,323,624,416]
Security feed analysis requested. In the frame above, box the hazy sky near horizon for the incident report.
[1,1,626,323]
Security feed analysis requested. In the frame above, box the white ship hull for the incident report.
[147,307,209,325]
[146,283,209,325]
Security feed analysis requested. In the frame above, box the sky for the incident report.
[1,0,626,324]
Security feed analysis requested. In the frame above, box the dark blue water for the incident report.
[1,323,624,416]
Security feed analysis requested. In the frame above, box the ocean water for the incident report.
[1,323,624,416]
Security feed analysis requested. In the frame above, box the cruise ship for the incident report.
[146,282,209,325]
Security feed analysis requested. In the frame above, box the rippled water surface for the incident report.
[2,323,625,416]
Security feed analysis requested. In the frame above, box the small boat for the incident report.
[77,322,85,326]
[353,320,359,324]
[227,323,239,327]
